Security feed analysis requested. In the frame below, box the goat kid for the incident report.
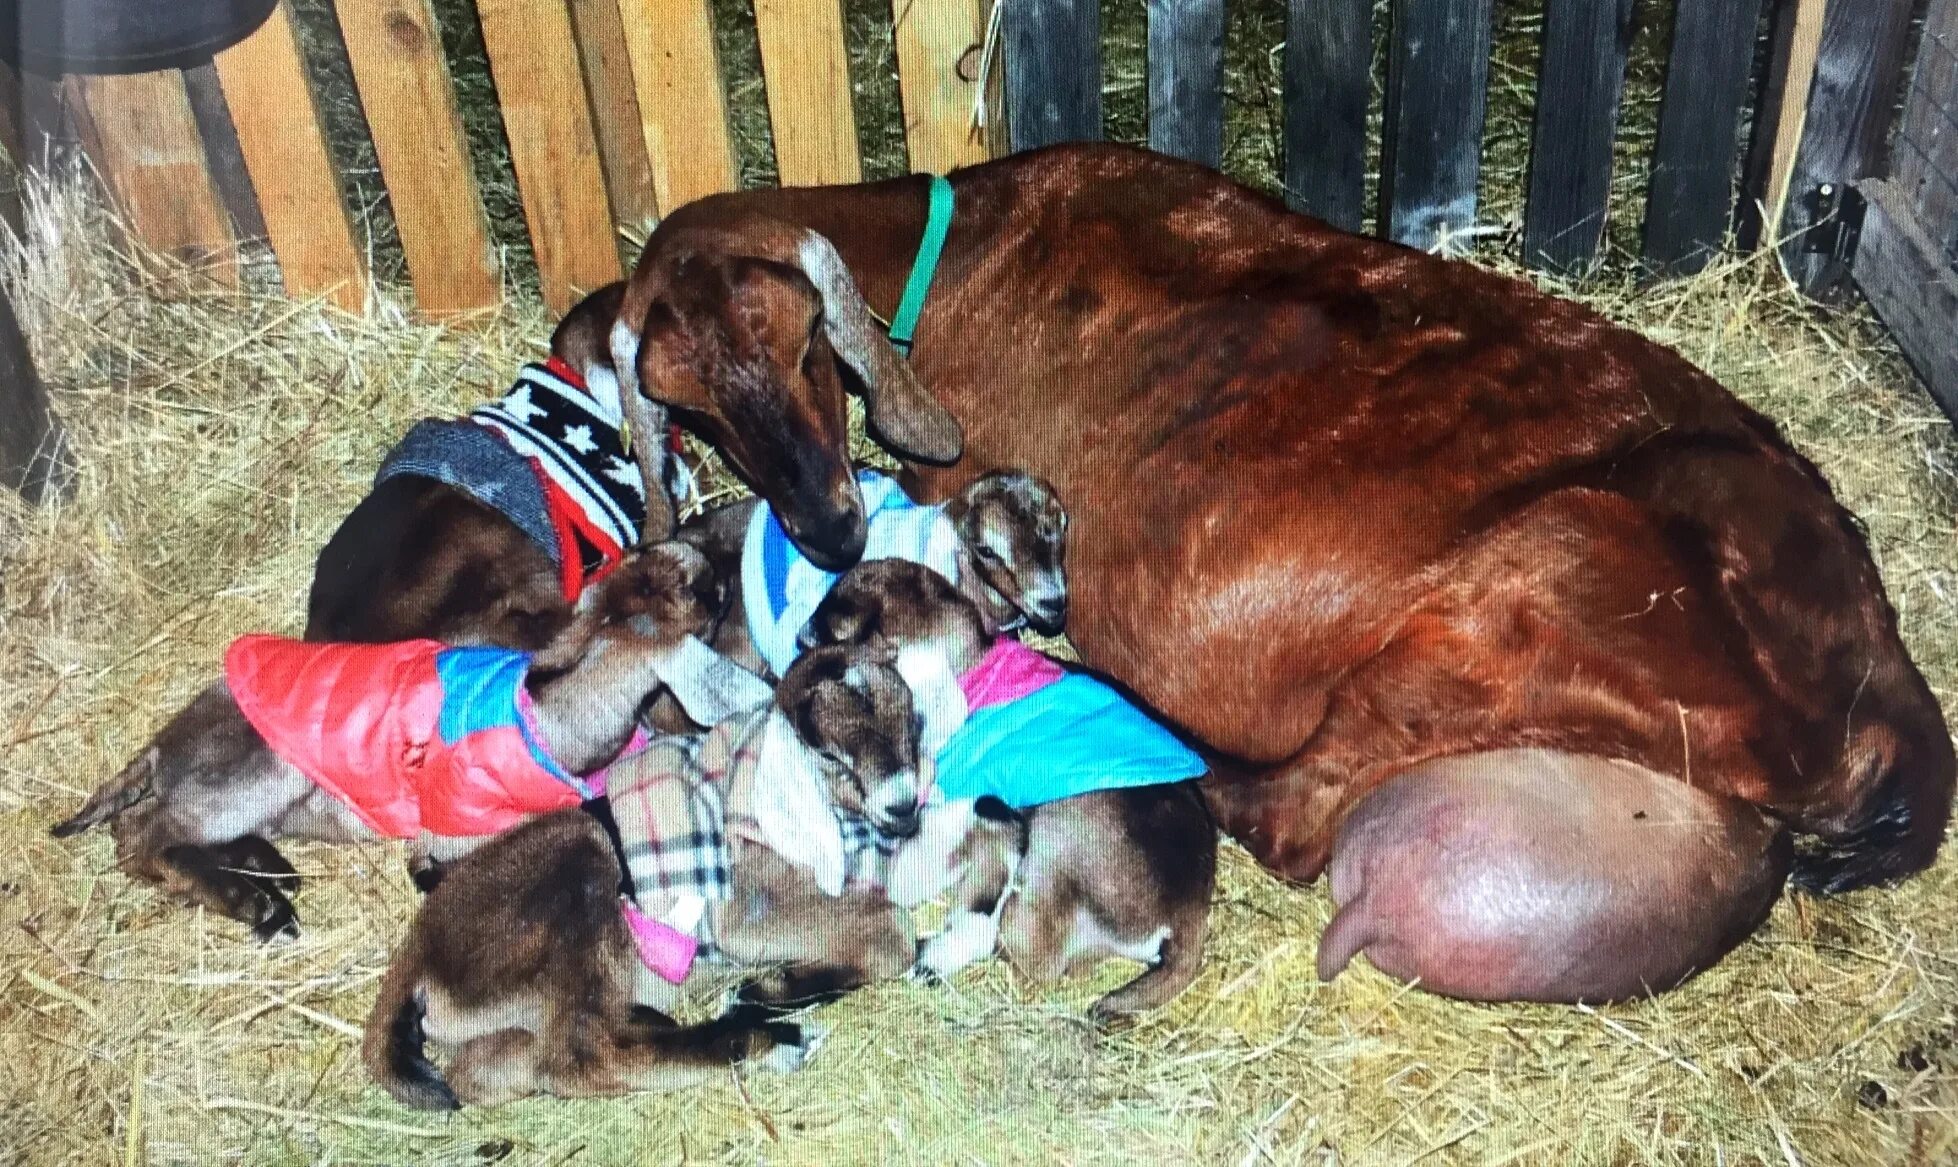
[307,282,690,652]
[362,643,927,1108]
[805,558,1218,1020]
[51,544,770,939]
[676,468,1068,685]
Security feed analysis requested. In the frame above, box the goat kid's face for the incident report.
[951,473,1070,633]
[778,645,925,838]
[595,542,725,644]
[621,221,961,571]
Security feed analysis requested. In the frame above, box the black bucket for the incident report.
[2,0,280,76]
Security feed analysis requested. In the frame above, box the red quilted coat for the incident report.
[224,635,590,839]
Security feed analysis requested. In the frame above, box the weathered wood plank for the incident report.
[336,0,499,315]
[892,0,1000,174]
[1001,0,1102,151]
[1147,0,1225,167]
[1282,0,1371,231]
[1380,0,1496,249]
[0,285,73,503]
[1773,0,1913,298]
[754,0,862,186]
[1523,0,1638,273]
[78,70,238,287]
[1736,0,1825,249]
[566,0,659,235]
[1894,0,1958,250]
[1642,0,1767,275]
[616,0,739,211]
[1852,178,1958,418]
[476,0,622,315]
[214,0,369,311]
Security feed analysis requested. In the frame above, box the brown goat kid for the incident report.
[605,144,1952,1002]
[674,469,1069,686]
[362,644,928,1109]
[51,544,764,939]
[806,559,1217,1020]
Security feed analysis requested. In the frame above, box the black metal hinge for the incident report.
[1800,182,1869,265]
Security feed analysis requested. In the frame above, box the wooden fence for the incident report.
[0,0,1927,321]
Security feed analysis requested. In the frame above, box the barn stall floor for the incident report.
[2,173,1956,1167]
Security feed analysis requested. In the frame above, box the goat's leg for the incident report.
[113,816,301,941]
[453,1009,811,1104]
[996,876,1078,987]
[719,892,917,1011]
[1316,749,1791,1003]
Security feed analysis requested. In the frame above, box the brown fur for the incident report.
[305,282,638,653]
[362,643,928,1108]
[805,558,1217,1019]
[607,145,1951,926]
[51,544,727,939]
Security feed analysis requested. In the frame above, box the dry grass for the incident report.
[5,147,1958,1167]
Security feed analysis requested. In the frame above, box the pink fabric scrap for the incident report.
[621,899,700,983]
[958,638,1066,713]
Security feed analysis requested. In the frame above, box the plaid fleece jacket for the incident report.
[604,706,895,960]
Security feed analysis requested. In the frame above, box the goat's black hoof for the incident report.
[409,863,446,895]
[251,899,300,943]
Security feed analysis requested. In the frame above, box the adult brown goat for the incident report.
[604,143,1953,1003]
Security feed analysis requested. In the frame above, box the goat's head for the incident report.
[615,218,962,570]
[528,543,773,726]
[775,643,925,840]
[945,471,1070,634]
[799,559,979,758]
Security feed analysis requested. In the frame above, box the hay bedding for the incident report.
[3,159,1958,1166]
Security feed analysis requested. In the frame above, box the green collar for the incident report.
[887,174,954,357]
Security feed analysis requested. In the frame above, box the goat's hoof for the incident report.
[409,864,445,895]
[905,963,948,989]
[1087,1004,1140,1034]
[756,1022,826,1073]
[251,902,300,943]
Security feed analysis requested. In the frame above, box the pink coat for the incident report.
[224,635,588,839]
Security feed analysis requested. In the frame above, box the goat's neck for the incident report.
[524,638,667,774]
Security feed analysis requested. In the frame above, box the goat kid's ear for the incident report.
[795,232,962,465]
[751,714,849,896]
[657,636,776,727]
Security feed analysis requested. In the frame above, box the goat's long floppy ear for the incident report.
[624,390,677,544]
[796,231,963,464]
[750,712,849,895]
[655,636,776,727]
[893,644,967,757]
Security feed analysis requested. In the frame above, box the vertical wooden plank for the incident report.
[1522,0,1638,274]
[754,0,863,186]
[1774,0,1915,298]
[336,0,499,315]
[616,0,739,210]
[1851,178,1958,417]
[1283,0,1372,231]
[0,286,74,503]
[182,63,270,246]
[78,71,238,287]
[1641,0,1767,275]
[214,0,369,311]
[1736,0,1826,249]
[1001,0,1102,151]
[475,0,623,315]
[892,0,1000,173]
[566,0,659,233]
[1380,0,1496,249]
[1147,0,1225,167]
[1893,0,1958,249]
